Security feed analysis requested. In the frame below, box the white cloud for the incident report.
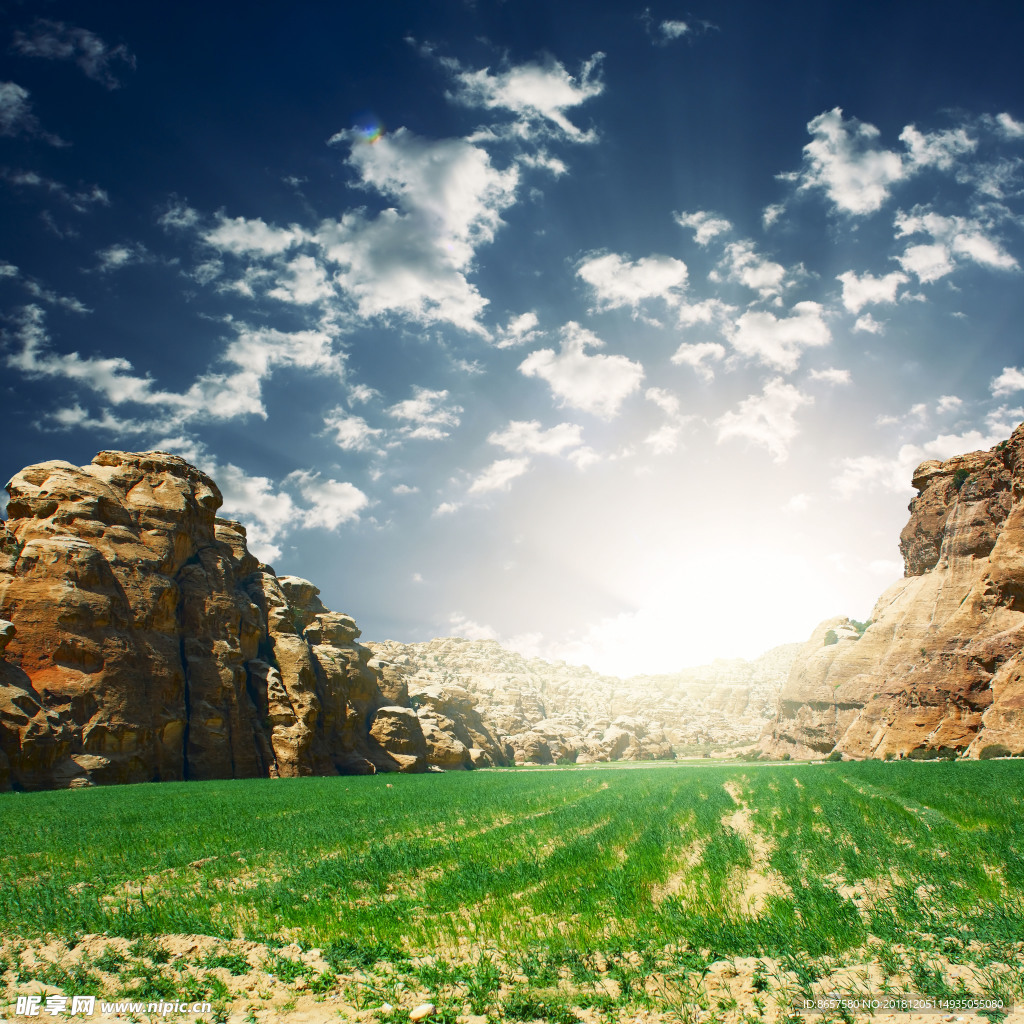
[795,107,905,214]
[675,210,731,245]
[6,305,345,427]
[204,215,305,255]
[0,81,64,145]
[577,251,688,311]
[899,124,976,171]
[519,322,645,419]
[158,200,200,230]
[659,19,691,39]
[809,367,851,385]
[994,112,1024,140]
[834,428,1008,497]
[896,243,955,283]
[95,243,148,273]
[786,493,812,513]
[676,298,736,328]
[895,207,1019,276]
[323,409,383,451]
[762,203,785,229]
[393,484,418,495]
[433,501,462,517]
[12,20,135,88]
[287,470,369,529]
[446,53,604,141]
[643,386,691,454]
[936,394,963,413]
[836,269,908,313]
[448,614,499,641]
[207,461,297,563]
[670,341,726,381]
[488,419,584,456]
[318,128,518,335]
[267,255,334,305]
[387,386,463,440]
[992,367,1024,397]
[719,240,787,297]
[715,377,813,462]
[494,311,541,348]
[1,169,108,211]
[854,314,885,334]
[468,457,531,494]
[728,301,830,372]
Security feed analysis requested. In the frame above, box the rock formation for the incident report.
[368,638,799,763]
[0,451,507,790]
[763,423,1024,759]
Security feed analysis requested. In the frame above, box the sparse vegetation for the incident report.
[953,468,971,491]
[823,629,839,646]
[980,743,1012,759]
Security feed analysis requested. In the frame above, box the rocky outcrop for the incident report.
[763,424,1024,759]
[0,451,446,790]
[368,638,799,763]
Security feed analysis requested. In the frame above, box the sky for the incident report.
[2,1,1024,676]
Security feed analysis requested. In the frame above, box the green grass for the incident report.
[2,762,1023,1018]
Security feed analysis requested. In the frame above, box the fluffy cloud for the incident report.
[387,386,463,440]
[837,270,908,313]
[13,20,135,88]
[204,215,305,255]
[322,409,383,451]
[728,302,830,372]
[854,313,885,334]
[716,378,813,461]
[670,341,726,381]
[287,470,369,529]
[577,252,688,311]
[718,241,787,297]
[809,367,851,385]
[494,311,541,348]
[675,210,732,245]
[894,208,1019,278]
[446,53,604,141]
[317,128,518,334]
[519,322,645,419]
[658,19,691,39]
[468,457,531,494]
[206,461,297,563]
[896,243,954,283]
[834,428,1008,497]
[488,419,584,455]
[992,367,1024,397]
[899,124,976,171]
[795,108,906,214]
[266,255,334,305]
[643,387,691,454]
[95,243,149,273]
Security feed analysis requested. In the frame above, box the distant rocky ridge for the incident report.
[367,637,800,764]
[0,452,512,791]
[763,421,1024,760]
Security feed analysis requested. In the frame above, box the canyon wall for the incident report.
[0,451,509,791]
[763,422,1024,759]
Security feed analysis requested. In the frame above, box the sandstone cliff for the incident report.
[763,423,1024,759]
[368,638,798,763]
[0,452,509,790]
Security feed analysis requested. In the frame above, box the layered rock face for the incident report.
[763,423,1024,759]
[368,638,799,763]
[0,451,491,790]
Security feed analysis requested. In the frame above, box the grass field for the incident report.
[1,761,1023,1022]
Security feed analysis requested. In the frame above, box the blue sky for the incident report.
[3,1,1024,673]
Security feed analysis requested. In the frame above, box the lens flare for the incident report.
[354,113,383,143]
